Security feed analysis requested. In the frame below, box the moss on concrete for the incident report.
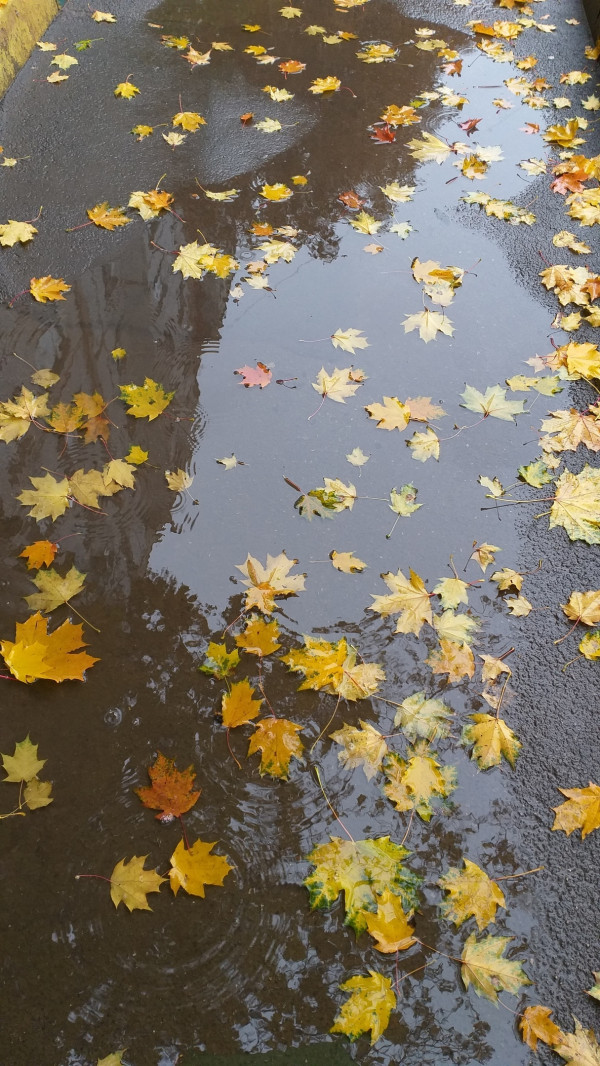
[0,0,59,99]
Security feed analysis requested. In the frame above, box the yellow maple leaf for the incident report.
[562,590,600,627]
[550,465,600,545]
[407,131,451,163]
[221,679,262,728]
[407,427,440,462]
[131,124,153,139]
[349,210,382,235]
[365,396,410,431]
[462,713,521,768]
[17,473,70,521]
[169,838,232,897]
[247,717,304,778]
[330,550,367,573]
[236,551,305,614]
[403,310,454,343]
[1,736,46,782]
[172,110,206,131]
[364,890,416,952]
[426,639,475,682]
[381,104,420,126]
[382,745,456,821]
[370,568,432,635]
[120,379,174,420]
[461,934,530,1002]
[439,858,506,930]
[312,367,363,404]
[92,10,116,21]
[128,190,173,220]
[331,971,395,1044]
[52,53,78,70]
[24,778,53,809]
[552,782,600,839]
[0,386,50,443]
[29,276,71,303]
[330,721,388,779]
[235,616,280,657]
[554,1019,600,1065]
[165,469,192,492]
[260,183,293,202]
[114,81,140,98]
[87,203,131,230]
[1,612,98,683]
[109,856,165,911]
[520,1006,564,1052]
[357,42,397,62]
[0,220,37,246]
[282,635,384,700]
[24,565,85,613]
[308,76,341,94]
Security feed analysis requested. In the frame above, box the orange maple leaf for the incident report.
[19,540,58,570]
[135,752,201,820]
[1,612,98,683]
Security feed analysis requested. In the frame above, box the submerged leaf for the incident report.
[331,971,396,1045]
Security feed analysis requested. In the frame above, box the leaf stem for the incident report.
[313,765,355,842]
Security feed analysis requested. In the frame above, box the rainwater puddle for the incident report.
[0,0,588,1063]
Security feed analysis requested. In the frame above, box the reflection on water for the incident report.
[0,0,574,1062]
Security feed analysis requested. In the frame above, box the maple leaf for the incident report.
[331,328,369,354]
[330,721,388,780]
[258,239,296,264]
[520,1005,563,1052]
[308,76,341,94]
[381,104,420,126]
[200,641,240,678]
[389,484,421,518]
[555,1019,600,1066]
[19,540,58,570]
[461,384,525,421]
[135,752,200,820]
[433,609,479,645]
[370,568,432,636]
[312,367,363,404]
[0,220,37,246]
[109,856,165,911]
[172,110,206,131]
[349,210,381,235]
[305,836,420,933]
[128,190,173,220]
[248,717,304,778]
[394,691,454,741]
[544,118,587,149]
[0,386,50,443]
[283,635,384,701]
[364,890,416,953]
[24,566,86,613]
[461,934,530,1002]
[278,59,306,74]
[222,679,263,728]
[17,473,70,522]
[114,82,140,98]
[163,132,186,147]
[260,183,292,202]
[236,551,305,614]
[263,86,294,102]
[234,363,272,389]
[439,859,505,931]
[338,190,365,209]
[331,971,396,1045]
[346,447,369,467]
[169,838,233,897]
[97,1054,127,1066]
[52,53,78,70]
[120,379,173,420]
[1,614,97,684]
[562,590,600,628]
[235,615,280,657]
[203,188,239,202]
[255,118,282,133]
[365,396,410,432]
[330,551,367,574]
[480,655,512,683]
[403,310,454,343]
[382,746,456,821]
[87,203,131,230]
[23,778,53,809]
[407,131,451,163]
[426,640,475,682]
[550,465,600,545]
[127,445,148,466]
[552,782,600,839]
[294,493,336,521]
[462,714,521,768]
[165,469,192,493]
[29,276,71,302]
[434,577,469,610]
[370,124,395,143]
[1,736,46,782]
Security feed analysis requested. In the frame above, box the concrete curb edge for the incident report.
[0,0,59,101]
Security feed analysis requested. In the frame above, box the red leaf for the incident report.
[458,117,482,135]
[234,362,272,388]
[443,59,462,76]
[370,123,396,142]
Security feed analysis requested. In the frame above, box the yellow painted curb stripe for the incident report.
[0,0,59,100]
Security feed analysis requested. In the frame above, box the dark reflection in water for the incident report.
[0,0,565,1063]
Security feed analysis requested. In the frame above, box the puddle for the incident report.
[0,0,593,1064]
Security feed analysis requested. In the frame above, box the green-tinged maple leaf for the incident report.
[24,566,85,613]
[382,745,457,822]
[370,568,432,636]
[1,612,98,683]
[305,836,421,933]
[552,782,600,839]
[520,1005,563,1052]
[23,778,53,809]
[97,1053,127,1066]
[307,478,356,514]
[330,721,388,779]
[461,384,525,421]
[295,493,337,520]
[550,465,600,545]
[331,971,396,1045]
[554,1019,600,1065]
[1,736,46,782]
[462,714,521,769]
[461,934,531,1002]
[389,484,421,517]
[519,460,553,487]
[426,640,475,682]
[393,691,454,740]
[236,551,305,613]
[349,210,382,235]
[135,752,201,819]
[169,838,233,897]
[120,379,174,420]
[580,630,600,660]
[247,717,304,778]
[282,635,384,701]
[199,641,240,678]
[439,859,505,931]
[109,856,165,911]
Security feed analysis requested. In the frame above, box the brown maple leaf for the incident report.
[234,362,272,388]
[135,752,201,820]
[338,190,365,210]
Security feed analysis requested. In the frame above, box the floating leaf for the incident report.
[461,934,531,1002]
[462,714,521,769]
[282,635,384,700]
[370,568,432,636]
[248,718,304,778]
[382,746,456,821]
[331,971,396,1045]
[135,752,201,819]
[1,613,98,683]
[330,721,388,779]
[221,679,263,728]
[169,838,232,897]
[199,641,240,678]
[109,856,165,911]
[236,551,305,614]
[330,550,367,573]
[120,379,174,420]
[439,859,505,931]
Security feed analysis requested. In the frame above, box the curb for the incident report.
[0,0,59,101]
